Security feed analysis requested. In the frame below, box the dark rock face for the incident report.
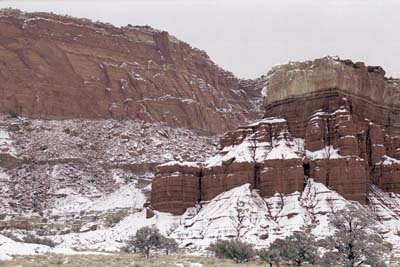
[151,163,201,215]
[309,159,368,203]
[259,159,304,198]
[0,9,261,134]
[201,162,255,201]
[152,57,400,215]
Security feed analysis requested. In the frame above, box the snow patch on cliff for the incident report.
[306,146,343,160]
[0,127,18,158]
[205,118,304,167]
[381,155,400,165]
[159,161,201,168]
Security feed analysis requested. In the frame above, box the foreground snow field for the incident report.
[2,180,400,262]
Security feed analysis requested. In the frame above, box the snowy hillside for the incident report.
[0,115,216,260]
[1,115,400,261]
[0,115,216,214]
[3,179,394,256]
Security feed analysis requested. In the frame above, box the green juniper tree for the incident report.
[275,231,320,266]
[122,226,164,257]
[321,205,387,267]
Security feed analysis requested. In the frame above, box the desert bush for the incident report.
[271,231,320,266]
[257,245,281,267]
[104,210,127,227]
[161,236,178,255]
[209,239,255,263]
[1,231,22,242]
[23,233,57,248]
[121,226,176,258]
[10,111,17,118]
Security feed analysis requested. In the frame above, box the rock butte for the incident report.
[151,57,400,215]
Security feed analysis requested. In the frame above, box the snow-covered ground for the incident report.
[1,115,400,260]
[0,115,217,259]
[11,117,216,165]
[0,234,108,261]
[49,182,146,215]
[5,179,393,257]
[171,180,356,249]
[2,172,400,260]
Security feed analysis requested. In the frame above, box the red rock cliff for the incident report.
[0,9,260,134]
[152,57,400,215]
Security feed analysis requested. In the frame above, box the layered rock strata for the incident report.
[151,162,201,215]
[151,118,307,214]
[152,57,400,215]
[263,57,400,137]
[0,9,261,134]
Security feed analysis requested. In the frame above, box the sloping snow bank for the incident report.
[0,234,106,261]
[52,180,397,253]
[54,210,180,251]
[171,180,352,249]
[50,182,147,214]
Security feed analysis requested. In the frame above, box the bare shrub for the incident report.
[209,239,255,263]
[23,233,57,248]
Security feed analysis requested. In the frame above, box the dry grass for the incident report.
[3,253,398,267]
[0,253,307,267]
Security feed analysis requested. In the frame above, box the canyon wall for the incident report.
[151,57,400,215]
[0,9,261,134]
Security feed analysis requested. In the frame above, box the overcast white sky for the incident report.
[0,0,399,79]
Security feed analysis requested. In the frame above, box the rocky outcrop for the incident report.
[152,118,307,214]
[152,57,400,215]
[151,162,201,215]
[264,57,400,110]
[309,159,368,203]
[259,159,304,197]
[0,219,32,231]
[262,57,400,198]
[373,158,400,192]
[0,9,399,234]
[263,57,400,137]
[0,9,260,134]
[0,125,22,169]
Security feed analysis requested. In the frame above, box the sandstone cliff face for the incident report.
[151,162,201,215]
[152,118,307,214]
[264,57,400,109]
[0,9,260,134]
[152,57,400,215]
[263,57,400,137]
